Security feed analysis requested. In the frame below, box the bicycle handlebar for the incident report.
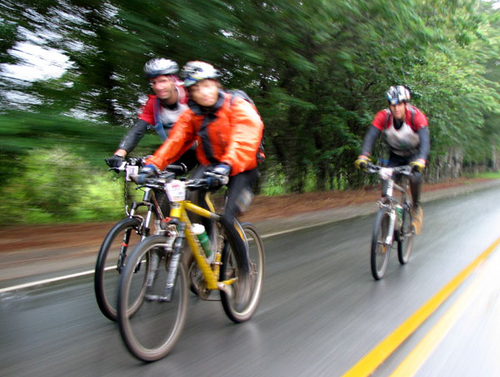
[129,170,226,192]
[366,163,412,177]
[108,156,147,173]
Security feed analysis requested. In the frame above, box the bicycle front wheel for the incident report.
[117,235,188,362]
[94,217,143,321]
[371,209,391,280]
[397,204,414,265]
[220,222,265,323]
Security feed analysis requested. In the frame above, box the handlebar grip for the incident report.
[166,163,187,175]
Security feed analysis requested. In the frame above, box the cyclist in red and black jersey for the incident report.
[355,85,430,234]
[105,58,198,170]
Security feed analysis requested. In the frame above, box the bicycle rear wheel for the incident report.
[397,204,414,265]
[117,235,188,362]
[371,209,391,280]
[220,222,265,323]
[94,217,143,321]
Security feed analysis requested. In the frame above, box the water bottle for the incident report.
[191,223,212,259]
[395,205,403,229]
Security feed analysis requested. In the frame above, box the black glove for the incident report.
[105,154,125,168]
[137,164,160,184]
[206,163,230,188]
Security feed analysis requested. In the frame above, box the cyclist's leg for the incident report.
[409,169,424,234]
[409,170,422,208]
[395,152,422,233]
[222,168,259,274]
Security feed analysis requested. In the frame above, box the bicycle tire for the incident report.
[186,253,205,297]
[94,217,143,321]
[220,222,265,323]
[371,209,391,280]
[117,235,188,362]
[397,204,414,265]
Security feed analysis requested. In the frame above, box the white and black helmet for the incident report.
[143,58,179,78]
[180,61,220,88]
[386,85,411,105]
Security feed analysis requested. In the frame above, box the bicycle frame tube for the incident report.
[169,201,222,290]
[381,175,408,245]
[393,181,407,198]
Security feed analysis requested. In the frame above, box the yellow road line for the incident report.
[342,236,500,377]
[389,251,492,377]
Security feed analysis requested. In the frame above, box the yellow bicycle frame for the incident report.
[168,194,237,291]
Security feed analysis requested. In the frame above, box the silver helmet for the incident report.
[180,61,220,88]
[386,85,411,105]
[143,58,179,78]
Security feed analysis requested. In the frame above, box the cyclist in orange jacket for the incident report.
[355,85,430,234]
[140,61,265,300]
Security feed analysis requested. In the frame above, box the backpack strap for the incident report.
[384,108,391,129]
[153,97,168,141]
[408,104,416,128]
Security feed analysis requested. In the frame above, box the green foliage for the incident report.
[466,170,500,179]
[1,0,500,224]
[0,147,125,224]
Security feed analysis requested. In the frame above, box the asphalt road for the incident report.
[1,183,500,377]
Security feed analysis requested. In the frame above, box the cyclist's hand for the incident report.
[354,155,370,170]
[206,163,230,188]
[138,164,160,184]
[410,158,426,173]
[105,154,124,169]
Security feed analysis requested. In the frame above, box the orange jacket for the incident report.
[146,92,264,176]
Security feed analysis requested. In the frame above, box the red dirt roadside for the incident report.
[0,177,490,255]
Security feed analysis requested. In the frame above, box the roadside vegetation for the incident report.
[1,1,500,225]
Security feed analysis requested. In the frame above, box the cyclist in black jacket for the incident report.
[105,58,197,170]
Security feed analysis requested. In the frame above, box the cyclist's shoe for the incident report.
[411,206,424,235]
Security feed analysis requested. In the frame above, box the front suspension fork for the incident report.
[144,223,185,302]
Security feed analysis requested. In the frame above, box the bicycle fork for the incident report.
[378,201,397,246]
[161,225,185,302]
[144,226,180,303]
[385,210,396,245]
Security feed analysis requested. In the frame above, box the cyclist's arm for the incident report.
[116,119,150,155]
[410,109,429,162]
[360,125,381,157]
[416,126,430,161]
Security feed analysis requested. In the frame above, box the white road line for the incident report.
[0,223,319,294]
[0,269,95,294]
